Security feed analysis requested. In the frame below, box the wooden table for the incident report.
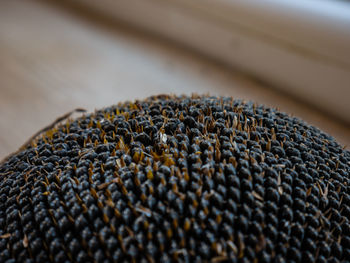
[0,0,349,160]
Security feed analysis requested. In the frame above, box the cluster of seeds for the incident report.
[1,95,350,263]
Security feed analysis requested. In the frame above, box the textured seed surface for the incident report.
[1,95,350,263]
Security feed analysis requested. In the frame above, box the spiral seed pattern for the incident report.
[1,95,350,263]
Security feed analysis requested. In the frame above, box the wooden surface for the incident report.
[72,0,350,123]
[0,0,349,160]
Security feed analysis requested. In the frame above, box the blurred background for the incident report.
[0,0,349,160]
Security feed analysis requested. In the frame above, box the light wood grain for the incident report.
[0,0,349,160]
[71,0,350,123]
